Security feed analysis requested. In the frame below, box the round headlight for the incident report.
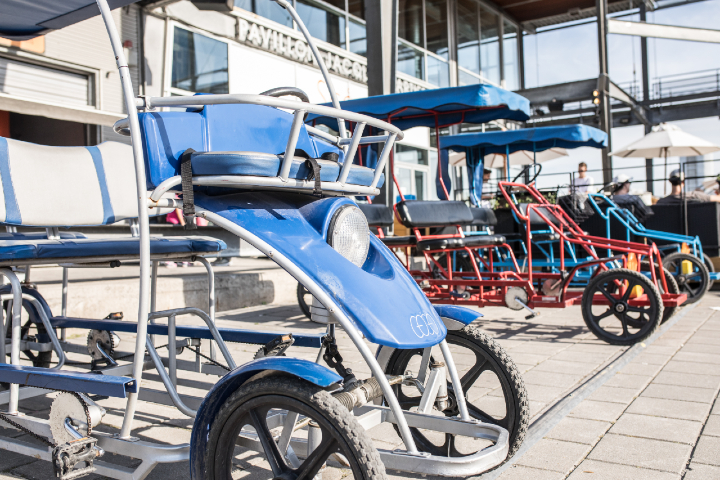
[328,205,370,267]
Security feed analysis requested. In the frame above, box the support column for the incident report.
[365,0,398,207]
[597,0,613,184]
[640,2,654,194]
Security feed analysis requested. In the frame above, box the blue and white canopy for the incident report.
[0,0,136,40]
[440,124,607,205]
[306,84,531,131]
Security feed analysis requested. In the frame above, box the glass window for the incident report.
[503,21,519,91]
[459,69,481,86]
[427,55,449,87]
[323,0,346,9]
[348,0,364,19]
[425,0,448,58]
[414,171,426,200]
[396,144,429,165]
[349,20,366,56]
[456,0,479,75]
[234,0,292,27]
[398,0,424,47]
[398,41,424,80]
[172,27,228,94]
[480,7,500,85]
[297,0,346,48]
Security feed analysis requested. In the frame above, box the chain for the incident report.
[186,346,230,372]
[0,391,89,448]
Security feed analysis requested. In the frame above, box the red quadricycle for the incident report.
[406,180,686,346]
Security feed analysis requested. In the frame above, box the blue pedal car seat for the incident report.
[139,103,383,188]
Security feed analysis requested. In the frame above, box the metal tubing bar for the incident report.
[196,257,216,361]
[145,339,196,417]
[168,314,177,387]
[371,133,397,188]
[95,0,152,440]
[198,209,419,454]
[279,110,307,181]
[150,260,158,345]
[338,134,389,146]
[272,0,347,139]
[149,175,382,203]
[337,123,365,184]
[1,269,22,414]
[148,307,236,370]
[22,297,66,370]
[142,95,401,138]
[439,340,470,421]
[60,267,68,341]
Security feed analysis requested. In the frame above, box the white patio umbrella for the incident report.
[610,123,720,194]
[448,147,568,168]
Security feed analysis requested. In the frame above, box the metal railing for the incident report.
[618,67,720,103]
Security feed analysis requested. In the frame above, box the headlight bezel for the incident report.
[327,204,370,267]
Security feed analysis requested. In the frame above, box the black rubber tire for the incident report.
[203,374,386,480]
[384,327,529,462]
[640,262,680,324]
[297,283,312,320]
[3,300,52,368]
[703,253,715,291]
[582,268,663,345]
[662,252,709,304]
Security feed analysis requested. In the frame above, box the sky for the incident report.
[520,0,720,195]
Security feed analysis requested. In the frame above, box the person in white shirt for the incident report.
[571,162,594,193]
[480,168,493,208]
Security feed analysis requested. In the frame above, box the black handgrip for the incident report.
[260,87,310,103]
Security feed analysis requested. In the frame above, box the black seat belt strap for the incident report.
[179,148,197,230]
[305,157,322,197]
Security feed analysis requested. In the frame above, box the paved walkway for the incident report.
[1,289,718,479]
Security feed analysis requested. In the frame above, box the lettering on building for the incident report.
[237,18,367,84]
[396,77,427,93]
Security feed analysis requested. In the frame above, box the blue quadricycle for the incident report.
[0,1,527,479]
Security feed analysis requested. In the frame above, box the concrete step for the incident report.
[26,258,298,320]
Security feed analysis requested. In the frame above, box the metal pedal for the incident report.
[260,334,295,357]
[52,437,102,480]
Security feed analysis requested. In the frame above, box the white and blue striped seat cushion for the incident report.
[0,138,139,227]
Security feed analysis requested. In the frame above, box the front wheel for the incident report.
[383,327,529,462]
[582,268,663,345]
[203,374,386,480]
[662,252,709,304]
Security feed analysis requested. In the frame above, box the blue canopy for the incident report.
[440,124,607,205]
[306,84,531,131]
[441,124,608,154]
[0,0,137,40]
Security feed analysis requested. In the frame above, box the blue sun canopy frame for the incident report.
[440,124,607,205]
[0,0,137,40]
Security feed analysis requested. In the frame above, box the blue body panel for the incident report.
[0,364,137,398]
[189,357,342,480]
[433,305,483,326]
[306,84,531,130]
[197,191,446,349]
[51,317,325,348]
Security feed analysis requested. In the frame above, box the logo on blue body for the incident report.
[410,312,439,338]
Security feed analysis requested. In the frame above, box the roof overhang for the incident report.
[0,92,125,127]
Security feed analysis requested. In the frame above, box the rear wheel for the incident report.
[703,253,715,290]
[662,252,709,304]
[3,300,52,368]
[640,262,680,324]
[384,327,529,462]
[297,283,312,319]
[203,374,385,480]
[582,268,663,345]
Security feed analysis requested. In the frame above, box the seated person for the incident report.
[480,168,493,208]
[610,173,653,222]
[656,169,720,205]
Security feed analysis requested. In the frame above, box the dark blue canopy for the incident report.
[0,0,136,40]
[439,124,607,205]
[440,124,608,154]
[306,84,531,131]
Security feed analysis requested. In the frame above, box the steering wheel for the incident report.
[512,163,542,185]
[260,87,310,103]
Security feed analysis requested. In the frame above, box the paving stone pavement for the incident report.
[2,288,720,480]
